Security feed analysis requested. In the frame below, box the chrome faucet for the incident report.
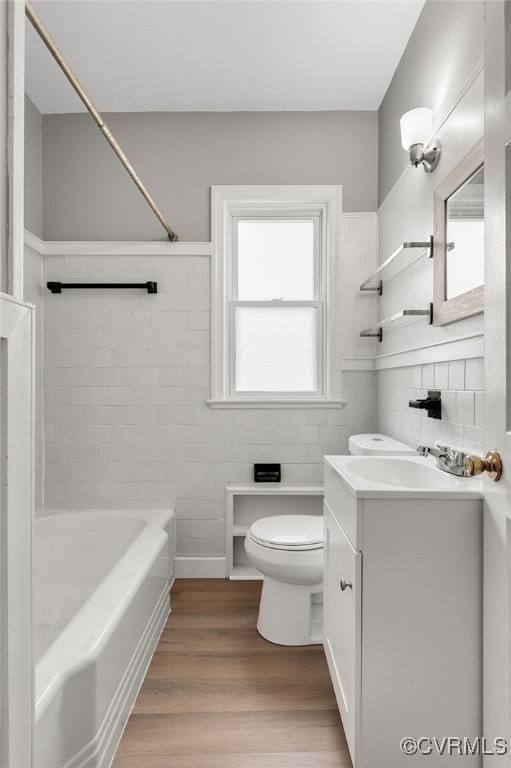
[417,443,469,477]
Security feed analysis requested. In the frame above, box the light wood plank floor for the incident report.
[113,579,352,768]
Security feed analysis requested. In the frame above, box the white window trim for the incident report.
[209,185,344,408]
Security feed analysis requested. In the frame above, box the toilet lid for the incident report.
[248,515,324,551]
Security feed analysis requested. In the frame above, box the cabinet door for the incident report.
[323,500,361,761]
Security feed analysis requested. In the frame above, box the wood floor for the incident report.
[112,578,352,768]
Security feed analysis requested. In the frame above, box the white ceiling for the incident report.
[26,0,425,114]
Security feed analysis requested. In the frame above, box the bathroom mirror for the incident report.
[433,137,484,325]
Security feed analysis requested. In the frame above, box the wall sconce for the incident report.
[400,107,441,173]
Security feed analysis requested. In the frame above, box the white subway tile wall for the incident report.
[376,359,484,455]
[41,254,376,557]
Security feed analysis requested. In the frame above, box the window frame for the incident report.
[209,185,344,408]
[230,212,322,398]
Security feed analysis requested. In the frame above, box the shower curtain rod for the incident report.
[25,0,178,242]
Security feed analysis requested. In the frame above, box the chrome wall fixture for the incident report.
[400,107,441,173]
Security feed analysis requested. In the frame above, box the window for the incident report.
[210,186,343,407]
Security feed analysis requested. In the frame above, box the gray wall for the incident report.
[24,95,43,238]
[378,0,484,204]
[375,0,485,453]
[506,2,511,92]
[41,110,378,241]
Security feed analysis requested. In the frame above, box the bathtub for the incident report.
[34,509,175,768]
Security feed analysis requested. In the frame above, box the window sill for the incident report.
[207,398,346,409]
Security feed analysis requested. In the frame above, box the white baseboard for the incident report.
[175,556,227,578]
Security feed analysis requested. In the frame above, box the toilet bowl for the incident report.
[244,433,416,646]
[245,515,324,646]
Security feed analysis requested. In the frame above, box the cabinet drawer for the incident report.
[323,500,361,762]
[324,463,360,550]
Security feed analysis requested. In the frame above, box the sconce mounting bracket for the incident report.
[410,139,441,173]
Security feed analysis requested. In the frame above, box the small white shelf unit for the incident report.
[360,303,433,342]
[226,483,324,579]
[359,237,433,295]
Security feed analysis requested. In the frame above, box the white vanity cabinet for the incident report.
[323,458,483,768]
[324,501,361,754]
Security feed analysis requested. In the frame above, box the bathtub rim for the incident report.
[34,508,175,719]
[36,507,175,531]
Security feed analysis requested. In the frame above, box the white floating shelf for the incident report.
[360,303,433,342]
[233,524,249,536]
[226,483,324,496]
[360,237,433,294]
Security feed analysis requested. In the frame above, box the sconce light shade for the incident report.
[400,107,433,150]
[400,107,440,173]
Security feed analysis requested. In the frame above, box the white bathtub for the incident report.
[34,509,175,768]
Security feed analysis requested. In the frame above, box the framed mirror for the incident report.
[433,137,484,325]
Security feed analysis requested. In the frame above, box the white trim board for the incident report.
[0,290,35,311]
[7,0,25,299]
[374,332,484,370]
[174,557,227,579]
[505,88,511,146]
[342,212,378,219]
[23,231,45,254]
[207,398,346,409]
[341,358,375,372]
[24,231,212,257]
[0,293,35,768]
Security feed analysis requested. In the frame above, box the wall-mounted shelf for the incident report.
[226,483,324,579]
[360,303,433,342]
[359,236,433,294]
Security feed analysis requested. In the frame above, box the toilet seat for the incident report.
[248,515,324,551]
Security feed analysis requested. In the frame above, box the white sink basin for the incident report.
[324,455,483,499]
[346,457,457,489]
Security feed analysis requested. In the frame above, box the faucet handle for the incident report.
[437,444,466,465]
[436,443,454,458]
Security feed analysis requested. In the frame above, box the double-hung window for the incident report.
[210,186,343,407]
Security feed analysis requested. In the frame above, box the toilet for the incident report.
[244,433,416,646]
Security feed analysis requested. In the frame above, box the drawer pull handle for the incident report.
[340,579,352,591]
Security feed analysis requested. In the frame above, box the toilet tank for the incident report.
[348,433,416,456]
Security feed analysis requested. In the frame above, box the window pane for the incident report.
[235,306,317,392]
[237,220,315,300]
